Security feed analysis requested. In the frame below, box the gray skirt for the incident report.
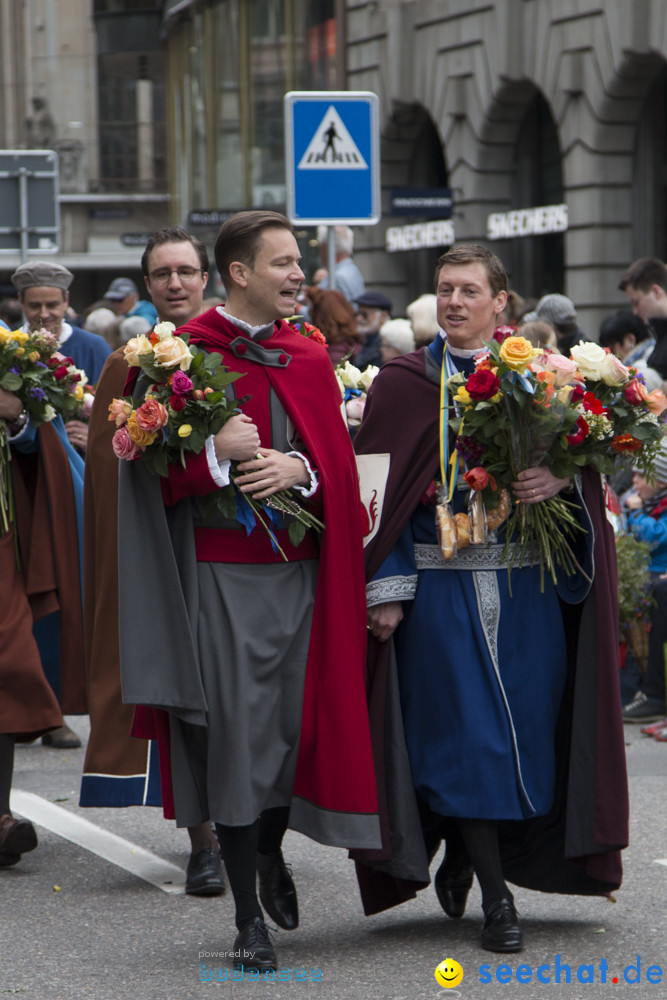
[168,558,318,828]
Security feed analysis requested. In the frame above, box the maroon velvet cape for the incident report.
[132,309,379,839]
[352,348,628,913]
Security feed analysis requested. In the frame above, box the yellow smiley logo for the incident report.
[435,958,464,988]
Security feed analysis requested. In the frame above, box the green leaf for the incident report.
[0,372,22,392]
[288,520,307,548]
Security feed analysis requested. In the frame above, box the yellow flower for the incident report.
[15,347,25,357]
[499,336,536,371]
[454,386,472,405]
[0,328,11,344]
[11,329,29,344]
[127,411,157,447]
[28,351,40,362]
[73,384,84,400]
[178,423,193,438]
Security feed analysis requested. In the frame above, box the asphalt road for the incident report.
[2,717,666,1000]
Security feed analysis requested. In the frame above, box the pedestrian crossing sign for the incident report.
[285,91,380,225]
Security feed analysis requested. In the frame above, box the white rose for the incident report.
[153,321,176,342]
[599,351,630,386]
[153,336,193,371]
[43,404,57,422]
[124,334,153,366]
[570,341,607,380]
[358,366,379,391]
[335,373,345,399]
[338,360,361,390]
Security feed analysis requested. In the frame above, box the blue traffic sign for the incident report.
[284,91,380,226]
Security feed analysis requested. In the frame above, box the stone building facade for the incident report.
[348,0,667,329]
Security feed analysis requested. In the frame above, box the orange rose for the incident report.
[645,389,667,416]
[108,398,133,426]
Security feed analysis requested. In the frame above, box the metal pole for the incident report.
[327,225,336,291]
[18,167,29,263]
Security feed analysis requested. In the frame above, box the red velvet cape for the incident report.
[134,309,378,828]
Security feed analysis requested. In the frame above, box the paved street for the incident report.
[2,717,666,1000]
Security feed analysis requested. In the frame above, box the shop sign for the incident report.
[386,219,455,253]
[486,203,568,240]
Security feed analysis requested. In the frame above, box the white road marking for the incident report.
[10,789,185,894]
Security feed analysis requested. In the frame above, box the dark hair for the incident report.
[434,243,508,297]
[0,297,24,327]
[141,226,209,277]
[214,211,293,285]
[618,257,667,294]
[599,310,650,349]
[308,287,361,346]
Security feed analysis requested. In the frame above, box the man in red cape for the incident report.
[117,211,379,972]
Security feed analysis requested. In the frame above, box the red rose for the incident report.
[53,366,69,380]
[582,391,607,415]
[570,384,585,404]
[566,416,589,446]
[169,394,187,411]
[464,467,496,491]
[466,370,500,401]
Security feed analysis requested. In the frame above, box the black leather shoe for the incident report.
[481,898,523,953]
[185,847,226,896]
[434,850,474,919]
[233,917,277,971]
[257,850,298,930]
[0,815,38,857]
[0,850,21,868]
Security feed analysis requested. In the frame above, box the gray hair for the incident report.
[380,318,415,355]
[317,224,354,256]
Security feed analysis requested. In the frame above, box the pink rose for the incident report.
[108,398,133,426]
[345,396,366,427]
[599,351,630,386]
[170,370,194,396]
[135,398,169,432]
[543,353,579,388]
[112,425,140,460]
[623,378,649,406]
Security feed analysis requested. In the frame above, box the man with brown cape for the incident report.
[353,243,628,953]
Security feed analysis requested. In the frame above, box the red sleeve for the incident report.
[160,448,218,506]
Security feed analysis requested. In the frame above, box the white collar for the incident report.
[218,306,274,340]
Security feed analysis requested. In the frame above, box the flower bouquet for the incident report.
[447,331,667,588]
[109,322,323,559]
[0,326,88,537]
[334,359,379,430]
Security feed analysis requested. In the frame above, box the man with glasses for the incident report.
[82,227,226,896]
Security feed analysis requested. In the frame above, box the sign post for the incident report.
[285,91,380,290]
[0,150,60,262]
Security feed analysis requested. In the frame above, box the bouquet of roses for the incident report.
[447,330,667,587]
[448,332,588,586]
[0,326,88,537]
[109,322,323,559]
[567,341,667,477]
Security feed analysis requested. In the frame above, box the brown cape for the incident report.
[352,348,628,913]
